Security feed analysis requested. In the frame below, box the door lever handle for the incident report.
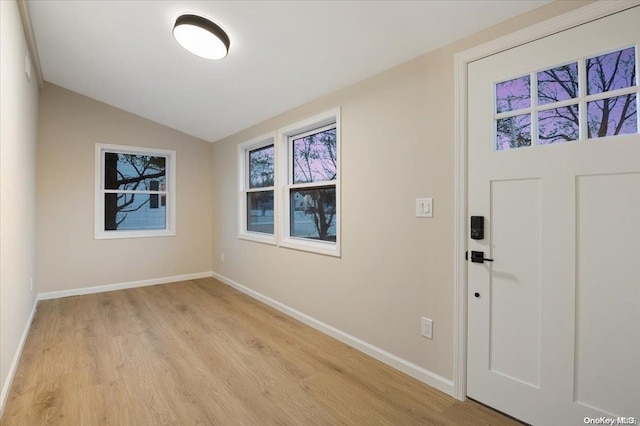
[467,251,494,263]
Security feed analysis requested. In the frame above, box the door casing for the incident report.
[452,0,640,401]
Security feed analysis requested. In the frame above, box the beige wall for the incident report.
[212,1,590,383]
[37,83,214,293]
[0,0,40,408]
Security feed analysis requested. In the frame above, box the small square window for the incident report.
[496,114,531,151]
[587,47,636,95]
[537,62,578,105]
[496,75,530,113]
[588,94,637,139]
[538,105,579,145]
[95,144,176,239]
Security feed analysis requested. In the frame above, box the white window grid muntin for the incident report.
[493,44,639,150]
[279,108,341,256]
[95,143,176,239]
[103,189,167,194]
[238,134,277,244]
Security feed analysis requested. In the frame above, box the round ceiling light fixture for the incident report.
[173,14,230,60]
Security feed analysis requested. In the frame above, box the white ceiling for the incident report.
[29,0,551,142]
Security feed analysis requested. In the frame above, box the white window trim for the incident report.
[278,107,341,257]
[238,133,277,245]
[94,143,176,240]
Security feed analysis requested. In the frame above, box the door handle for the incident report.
[466,250,494,263]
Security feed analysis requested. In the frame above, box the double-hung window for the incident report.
[95,143,176,239]
[237,109,340,256]
[238,134,276,244]
[280,110,340,256]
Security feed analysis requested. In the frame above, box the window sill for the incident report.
[94,229,176,240]
[238,232,277,246]
[279,237,341,257]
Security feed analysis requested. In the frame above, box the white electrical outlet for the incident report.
[421,317,433,339]
[220,253,225,262]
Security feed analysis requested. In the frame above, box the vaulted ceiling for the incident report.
[29,1,550,142]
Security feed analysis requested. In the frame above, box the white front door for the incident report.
[467,6,640,425]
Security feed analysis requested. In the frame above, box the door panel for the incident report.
[490,179,541,388]
[575,173,640,415]
[467,6,640,424]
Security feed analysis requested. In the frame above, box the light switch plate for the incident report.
[416,198,433,218]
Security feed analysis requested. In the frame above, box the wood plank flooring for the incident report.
[1,278,518,425]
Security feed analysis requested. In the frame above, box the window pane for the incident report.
[247,191,274,234]
[538,105,579,145]
[587,94,638,139]
[150,181,159,209]
[292,127,337,184]
[249,145,274,188]
[496,75,530,113]
[537,63,578,105]
[290,187,336,242]
[496,114,531,151]
[105,193,166,231]
[105,153,166,190]
[587,47,636,95]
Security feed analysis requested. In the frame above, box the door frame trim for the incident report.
[452,0,640,401]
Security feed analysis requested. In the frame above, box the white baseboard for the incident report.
[38,272,213,301]
[0,297,38,417]
[211,271,455,396]
[10,270,452,412]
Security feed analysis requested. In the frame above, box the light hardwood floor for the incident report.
[1,278,518,425]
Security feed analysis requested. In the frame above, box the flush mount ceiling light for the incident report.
[173,14,230,60]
